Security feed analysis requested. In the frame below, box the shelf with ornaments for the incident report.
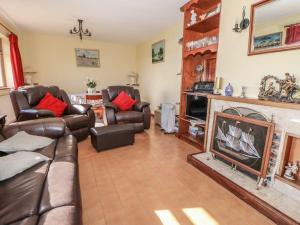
[181,0,221,11]
[186,12,220,33]
[184,44,218,58]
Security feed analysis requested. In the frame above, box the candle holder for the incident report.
[214,77,222,95]
[233,6,250,33]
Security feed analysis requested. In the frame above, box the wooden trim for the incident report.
[210,112,274,178]
[278,132,300,177]
[248,0,300,56]
[203,98,211,151]
[0,22,13,34]
[0,39,7,88]
[187,154,299,225]
[207,94,300,111]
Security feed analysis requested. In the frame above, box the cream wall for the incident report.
[137,22,183,111]
[19,32,137,94]
[217,0,300,98]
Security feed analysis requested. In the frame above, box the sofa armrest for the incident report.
[134,102,150,111]
[70,104,92,115]
[104,102,118,112]
[18,109,55,121]
[3,118,66,139]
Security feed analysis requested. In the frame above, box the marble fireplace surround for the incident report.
[192,95,300,223]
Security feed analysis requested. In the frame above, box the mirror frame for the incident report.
[248,0,300,56]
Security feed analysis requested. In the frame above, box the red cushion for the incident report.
[36,92,68,117]
[112,91,137,111]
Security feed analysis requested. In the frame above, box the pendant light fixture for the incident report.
[70,19,92,40]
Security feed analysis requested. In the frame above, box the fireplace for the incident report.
[211,111,274,182]
[277,133,300,189]
[188,95,300,224]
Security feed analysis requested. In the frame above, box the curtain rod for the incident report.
[284,22,300,28]
[0,21,13,34]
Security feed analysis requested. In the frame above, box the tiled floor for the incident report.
[78,122,274,225]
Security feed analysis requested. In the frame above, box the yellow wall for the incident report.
[19,32,137,93]
[137,22,183,111]
[217,0,300,98]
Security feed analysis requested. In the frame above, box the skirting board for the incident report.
[187,154,299,225]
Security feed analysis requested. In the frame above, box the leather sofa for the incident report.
[102,86,151,133]
[0,118,82,225]
[10,85,95,142]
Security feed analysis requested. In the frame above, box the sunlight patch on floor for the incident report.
[155,210,181,225]
[182,208,219,225]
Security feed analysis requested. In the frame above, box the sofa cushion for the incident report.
[112,91,137,111]
[0,131,54,153]
[39,136,79,214]
[36,92,68,117]
[9,216,38,225]
[0,152,49,181]
[63,115,89,131]
[38,206,80,225]
[0,160,51,225]
[116,111,144,123]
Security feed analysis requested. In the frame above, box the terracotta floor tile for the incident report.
[78,121,274,225]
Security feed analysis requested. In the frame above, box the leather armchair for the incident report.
[102,86,151,133]
[10,85,95,141]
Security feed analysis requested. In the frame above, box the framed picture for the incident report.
[253,32,282,50]
[152,40,165,64]
[210,112,274,178]
[75,48,100,67]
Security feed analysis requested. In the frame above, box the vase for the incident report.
[225,83,233,96]
[87,88,95,94]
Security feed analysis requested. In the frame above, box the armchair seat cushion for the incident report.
[116,111,144,123]
[62,115,89,131]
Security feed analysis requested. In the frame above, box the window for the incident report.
[0,38,7,87]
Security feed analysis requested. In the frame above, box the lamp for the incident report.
[233,6,250,33]
[23,67,37,85]
[70,19,92,40]
[127,72,139,86]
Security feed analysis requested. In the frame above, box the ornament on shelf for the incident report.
[258,73,300,103]
[240,86,247,98]
[225,83,233,96]
[284,162,299,181]
[190,10,197,26]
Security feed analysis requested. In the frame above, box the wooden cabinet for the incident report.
[178,0,221,150]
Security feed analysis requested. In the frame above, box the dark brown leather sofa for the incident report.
[0,118,82,225]
[102,86,151,133]
[10,85,95,141]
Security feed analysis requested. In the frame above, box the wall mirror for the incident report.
[248,0,300,55]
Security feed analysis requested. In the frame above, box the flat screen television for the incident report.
[186,94,208,121]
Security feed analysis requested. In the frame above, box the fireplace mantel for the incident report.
[207,95,300,111]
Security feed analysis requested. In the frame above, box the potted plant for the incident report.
[86,78,97,94]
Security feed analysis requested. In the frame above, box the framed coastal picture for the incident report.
[210,112,274,178]
[152,40,165,64]
[75,48,100,67]
[253,32,282,50]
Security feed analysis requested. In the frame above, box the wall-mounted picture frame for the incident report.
[75,48,100,68]
[253,32,282,51]
[152,40,165,64]
[210,112,274,178]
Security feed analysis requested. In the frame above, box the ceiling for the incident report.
[0,0,189,44]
